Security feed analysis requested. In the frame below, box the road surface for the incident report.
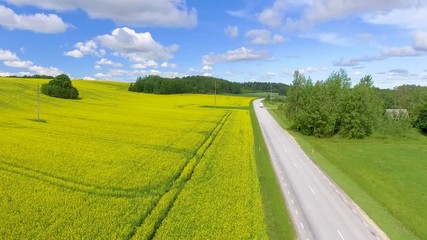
[253,99,388,240]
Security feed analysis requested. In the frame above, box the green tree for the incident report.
[340,75,382,138]
[414,106,427,133]
[41,74,79,99]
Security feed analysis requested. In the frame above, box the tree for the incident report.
[41,74,79,99]
[414,106,427,133]
[339,75,382,138]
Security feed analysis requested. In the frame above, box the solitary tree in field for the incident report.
[41,74,79,99]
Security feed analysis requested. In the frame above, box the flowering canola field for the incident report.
[0,78,268,239]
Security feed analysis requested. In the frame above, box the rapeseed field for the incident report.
[0,78,268,239]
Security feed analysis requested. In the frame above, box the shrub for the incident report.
[41,74,79,99]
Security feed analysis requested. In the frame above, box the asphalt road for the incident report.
[253,99,388,240]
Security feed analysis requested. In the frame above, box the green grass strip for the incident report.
[250,100,295,240]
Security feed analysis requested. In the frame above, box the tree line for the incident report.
[283,70,427,138]
[240,82,289,95]
[128,75,241,94]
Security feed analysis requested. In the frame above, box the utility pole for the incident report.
[214,80,217,109]
[37,84,40,121]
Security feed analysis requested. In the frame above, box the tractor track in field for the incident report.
[125,111,232,240]
[0,115,224,199]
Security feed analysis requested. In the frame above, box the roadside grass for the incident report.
[265,101,426,240]
[250,101,296,240]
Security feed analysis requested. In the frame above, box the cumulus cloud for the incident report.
[131,60,158,69]
[414,31,427,51]
[202,47,271,65]
[202,65,213,71]
[1,48,62,75]
[3,60,33,68]
[333,46,423,67]
[160,62,177,68]
[257,0,287,28]
[225,26,239,38]
[298,66,328,75]
[245,29,284,45]
[364,7,427,30]
[0,4,68,33]
[256,0,417,30]
[5,0,197,28]
[96,58,122,67]
[0,49,19,61]
[97,27,178,62]
[65,40,105,58]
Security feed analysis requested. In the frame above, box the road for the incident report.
[253,99,388,240]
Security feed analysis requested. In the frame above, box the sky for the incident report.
[0,0,427,88]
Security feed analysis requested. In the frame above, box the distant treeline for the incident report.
[240,82,289,95]
[5,74,54,79]
[128,75,290,95]
[129,75,242,94]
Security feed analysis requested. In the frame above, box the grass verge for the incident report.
[250,100,295,240]
[265,102,423,240]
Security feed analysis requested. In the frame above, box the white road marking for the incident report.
[376,236,381,240]
[363,221,368,227]
[284,182,287,187]
[329,182,333,187]
[291,199,294,205]
[296,210,299,215]
[287,190,290,194]
[294,162,298,169]
[352,208,357,214]
[300,222,304,229]
[337,230,345,240]
[308,185,315,195]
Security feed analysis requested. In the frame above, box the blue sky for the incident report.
[0,0,427,88]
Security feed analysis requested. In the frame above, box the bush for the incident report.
[41,74,79,99]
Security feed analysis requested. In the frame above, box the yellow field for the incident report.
[0,78,268,239]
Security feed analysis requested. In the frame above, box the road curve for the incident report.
[253,99,388,240]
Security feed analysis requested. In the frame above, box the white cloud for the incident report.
[257,0,287,28]
[0,48,62,76]
[227,10,248,18]
[266,71,278,77]
[298,66,328,75]
[302,32,349,46]
[304,0,410,24]
[333,46,423,66]
[28,65,61,76]
[94,65,101,70]
[65,40,104,58]
[83,76,95,80]
[256,0,417,30]
[160,62,177,68]
[382,46,421,57]
[202,47,271,65]
[0,49,19,61]
[202,65,213,71]
[97,27,178,62]
[225,26,239,38]
[3,60,33,68]
[414,31,427,51]
[131,60,158,69]
[363,7,427,30]
[5,0,197,28]
[0,4,68,33]
[245,29,284,45]
[96,58,123,67]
